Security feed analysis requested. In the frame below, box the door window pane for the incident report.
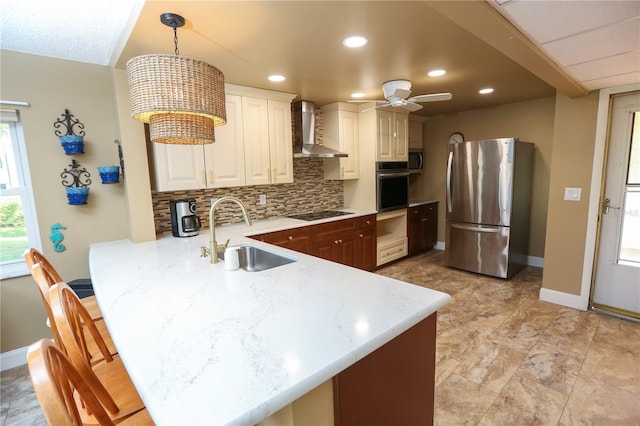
[627,113,640,184]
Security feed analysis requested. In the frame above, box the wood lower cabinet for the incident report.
[354,216,376,271]
[334,313,437,425]
[311,219,356,266]
[408,202,438,256]
[251,214,377,271]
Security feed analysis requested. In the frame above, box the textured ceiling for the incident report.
[1,1,638,116]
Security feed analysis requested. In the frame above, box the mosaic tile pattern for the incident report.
[151,157,344,235]
[5,250,639,425]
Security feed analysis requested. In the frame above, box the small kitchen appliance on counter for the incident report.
[170,199,201,237]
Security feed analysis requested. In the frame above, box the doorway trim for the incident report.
[582,83,640,311]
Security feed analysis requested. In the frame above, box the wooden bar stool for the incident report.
[27,338,154,425]
[49,282,146,424]
[25,248,103,321]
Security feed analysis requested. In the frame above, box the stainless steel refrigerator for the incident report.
[444,137,534,278]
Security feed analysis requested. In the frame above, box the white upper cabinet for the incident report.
[408,115,426,149]
[376,109,408,162]
[209,94,245,188]
[152,143,207,191]
[152,84,295,191]
[322,102,359,180]
[267,99,294,184]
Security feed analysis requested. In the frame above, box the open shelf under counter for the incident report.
[376,209,408,266]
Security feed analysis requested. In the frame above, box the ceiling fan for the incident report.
[351,79,452,112]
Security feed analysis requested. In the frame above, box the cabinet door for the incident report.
[268,100,294,184]
[243,97,271,186]
[209,94,245,188]
[407,206,428,256]
[311,219,356,265]
[153,143,206,191]
[425,203,438,249]
[338,110,359,179]
[376,110,394,161]
[394,114,408,161]
[355,215,376,271]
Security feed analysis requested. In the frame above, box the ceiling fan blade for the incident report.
[408,92,453,103]
[360,102,391,113]
[347,99,387,104]
[403,102,423,112]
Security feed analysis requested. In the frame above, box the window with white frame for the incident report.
[0,109,41,279]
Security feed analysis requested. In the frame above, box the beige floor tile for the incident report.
[580,338,640,394]
[434,373,498,426]
[455,341,528,393]
[536,307,601,359]
[488,300,560,351]
[435,352,461,387]
[479,375,567,426]
[593,315,640,352]
[514,345,583,395]
[558,375,640,426]
[437,326,492,360]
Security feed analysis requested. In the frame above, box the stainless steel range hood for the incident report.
[293,100,348,158]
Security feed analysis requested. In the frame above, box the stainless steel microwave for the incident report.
[408,149,424,173]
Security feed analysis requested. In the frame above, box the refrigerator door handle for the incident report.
[446,151,453,213]
[451,223,503,233]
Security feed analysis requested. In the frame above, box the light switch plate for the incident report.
[564,187,581,201]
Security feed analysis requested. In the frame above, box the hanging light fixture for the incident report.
[126,13,226,144]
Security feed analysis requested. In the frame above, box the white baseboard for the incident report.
[434,241,445,250]
[539,287,589,311]
[527,256,544,268]
[1,346,28,371]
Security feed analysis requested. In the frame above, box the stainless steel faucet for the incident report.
[201,196,252,264]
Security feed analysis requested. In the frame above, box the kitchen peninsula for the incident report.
[89,214,451,425]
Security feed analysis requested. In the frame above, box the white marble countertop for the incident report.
[89,213,451,425]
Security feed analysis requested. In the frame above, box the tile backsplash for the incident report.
[151,157,344,235]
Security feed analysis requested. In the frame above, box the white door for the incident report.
[592,91,640,318]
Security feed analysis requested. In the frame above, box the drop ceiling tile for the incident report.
[500,0,640,44]
[542,17,640,66]
[581,71,640,91]
[566,50,640,81]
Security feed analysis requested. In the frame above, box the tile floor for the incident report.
[2,249,639,425]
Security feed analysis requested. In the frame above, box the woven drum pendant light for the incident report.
[126,13,226,144]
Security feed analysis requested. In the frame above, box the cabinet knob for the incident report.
[359,234,364,238]
[339,239,343,244]
[288,235,293,241]
[366,220,371,225]
[421,218,427,222]
[334,240,339,245]
[414,210,419,213]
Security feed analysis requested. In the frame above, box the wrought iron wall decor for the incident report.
[54,109,86,155]
[53,109,85,137]
[61,159,91,188]
[114,139,125,178]
[61,159,91,205]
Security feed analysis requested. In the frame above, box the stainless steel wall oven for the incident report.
[376,162,409,212]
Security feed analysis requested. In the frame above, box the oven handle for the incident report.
[377,171,411,178]
[446,151,453,213]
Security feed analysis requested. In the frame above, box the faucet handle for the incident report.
[221,239,230,250]
[200,246,210,257]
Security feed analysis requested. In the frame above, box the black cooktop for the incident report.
[287,210,351,221]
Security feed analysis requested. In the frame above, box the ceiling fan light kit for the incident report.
[126,12,226,145]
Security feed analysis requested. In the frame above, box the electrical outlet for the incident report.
[258,194,267,205]
[211,197,218,206]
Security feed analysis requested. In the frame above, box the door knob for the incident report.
[603,198,621,215]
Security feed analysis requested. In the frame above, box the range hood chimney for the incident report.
[293,100,348,158]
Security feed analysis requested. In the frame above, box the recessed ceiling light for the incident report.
[343,36,368,48]
[428,69,447,77]
[351,92,365,98]
[479,88,494,94]
[268,74,286,82]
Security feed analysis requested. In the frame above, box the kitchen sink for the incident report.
[220,245,297,272]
